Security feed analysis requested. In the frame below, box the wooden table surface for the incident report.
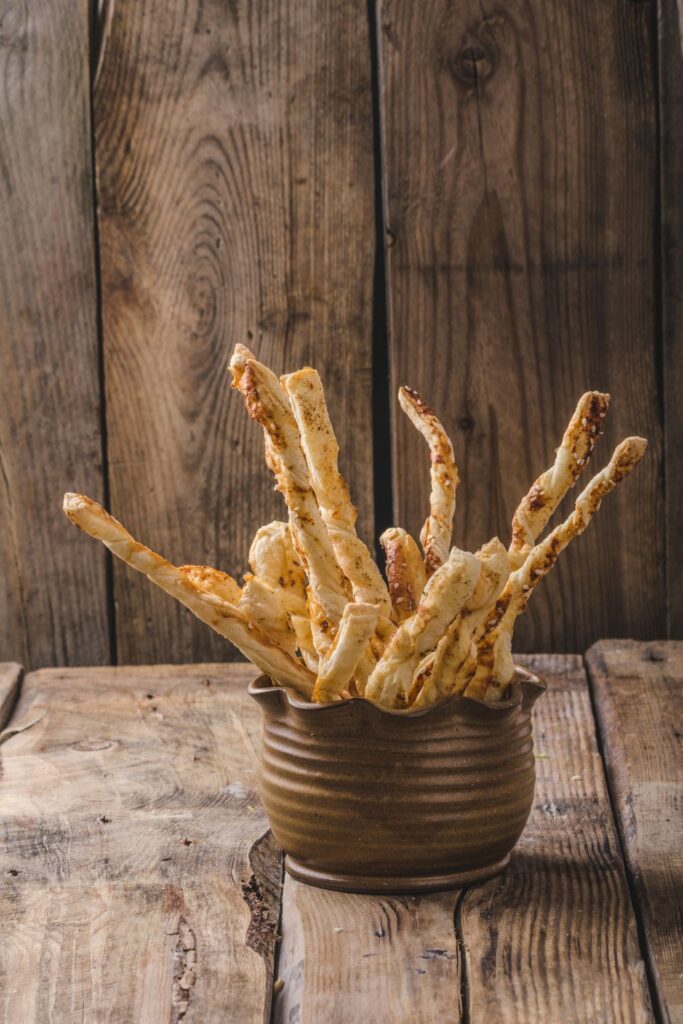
[0,641,680,1023]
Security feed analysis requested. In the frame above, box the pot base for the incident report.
[284,853,511,894]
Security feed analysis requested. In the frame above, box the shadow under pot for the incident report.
[249,666,546,894]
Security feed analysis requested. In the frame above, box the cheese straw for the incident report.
[63,348,646,711]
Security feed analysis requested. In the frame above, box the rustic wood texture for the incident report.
[378,0,664,652]
[274,885,463,1023]
[660,0,683,639]
[0,663,280,1023]
[0,663,22,730]
[457,653,653,1022]
[94,0,376,663]
[272,654,653,1023]
[587,640,683,1024]
[0,655,667,1021]
[0,0,109,669]
[1,0,678,667]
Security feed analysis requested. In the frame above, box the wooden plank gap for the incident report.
[453,886,471,1023]
[268,856,287,1024]
[0,663,23,732]
[88,0,117,666]
[368,0,395,557]
[659,0,683,638]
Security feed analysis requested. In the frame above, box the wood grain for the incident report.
[457,654,653,1022]
[0,663,280,1023]
[660,0,683,639]
[587,640,683,1024]
[94,0,376,663]
[0,0,109,669]
[0,663,22,730]
[274,885,463,1023]
[378,0,664,651]
[273,654,653,1023]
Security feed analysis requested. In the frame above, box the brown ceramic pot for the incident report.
[249,666,546,893]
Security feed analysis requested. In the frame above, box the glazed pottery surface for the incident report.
[249,667,546,893]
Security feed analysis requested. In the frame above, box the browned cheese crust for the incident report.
[398,386,458,576]
[63,493,315,696]
[231,356,349,654]
[380,527,427,623]
[470,435,647,699]
[509,391,610,568]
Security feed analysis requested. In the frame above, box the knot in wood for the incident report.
[71,739,116,751]
[0,6,28,50]
[451,44,493,85]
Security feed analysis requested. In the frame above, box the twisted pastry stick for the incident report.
[248,520,318,669]
[289,614,319,673]
[469,436,647,700]
[230,354,348,653]
[365,548,481,708]
[179,565,242,603]
[509,391,610,568]
[63,493,315,697]
[237,575,300,657]
[185,529,306,660]
[248,521,308,616]
[380,527,427,623]
[230,344,280,475]
[313,602,380,703]
[283,368,392,628]
[399,386,458,575]
[411,538,510,707]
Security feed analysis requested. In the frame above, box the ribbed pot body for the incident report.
[249,668,545,892]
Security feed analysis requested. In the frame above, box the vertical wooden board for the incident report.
[587,640,683,1024]
[274,884,463,1023]
[459,654,653,1023]
[0,663,280,1023]
[660,0,683,638]
[95,0,376,663]
[0,0,109,668]
[378,0,663,651]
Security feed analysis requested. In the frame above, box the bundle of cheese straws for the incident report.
[64,345,646,708]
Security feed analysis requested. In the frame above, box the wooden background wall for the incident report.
[0,0,679,670]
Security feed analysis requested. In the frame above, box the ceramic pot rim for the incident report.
[248,664,546,718]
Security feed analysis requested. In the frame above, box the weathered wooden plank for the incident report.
[587,640,683,1024]
[378,0,664,651]
[457,654,653,1022]
[0,664,22,730]
[0,664,280,1023]
[660,0,683,638]
[0,0,109,668]
[94,0,376,663]
[274,885,463,1023]
[274,654,653,1023]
